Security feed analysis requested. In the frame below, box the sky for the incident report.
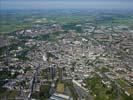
[0,0,133,10]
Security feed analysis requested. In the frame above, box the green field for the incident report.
[86,75,133,100]
[1,10,133,35]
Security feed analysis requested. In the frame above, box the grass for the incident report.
[86,76,133,100]
[117,79,133,96]
[33,31,64,42]
[64,82,78,100]
[0,90,18,99]
[112,18,133,26]
[39,84,51,99]
[56,83,64,93]
[0,23,32,34]
[99,67,110,73]
[117,79,128,88]
[86,75,117,100]
[8,91,18,99]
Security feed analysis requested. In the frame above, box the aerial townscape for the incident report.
[0,1,133,100]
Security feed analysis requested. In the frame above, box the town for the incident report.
[0,18,133,100]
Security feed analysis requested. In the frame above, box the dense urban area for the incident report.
[0,10,133,100]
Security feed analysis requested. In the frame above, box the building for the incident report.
[49,93,72,100]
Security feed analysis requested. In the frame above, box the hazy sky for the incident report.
[1,0,133,10]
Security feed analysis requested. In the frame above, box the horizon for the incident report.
[1,0,133,10]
